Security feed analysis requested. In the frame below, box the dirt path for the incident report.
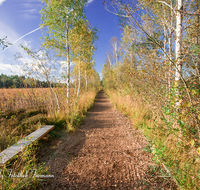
[38,91,177,190]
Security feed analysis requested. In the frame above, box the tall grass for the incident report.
[0,87,98,189]
[106,89,200,190]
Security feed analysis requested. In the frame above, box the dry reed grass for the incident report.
[0,87,98,189]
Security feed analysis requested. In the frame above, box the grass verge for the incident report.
[105,89,200,190]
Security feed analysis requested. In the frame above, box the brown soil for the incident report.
[37,91,177,190]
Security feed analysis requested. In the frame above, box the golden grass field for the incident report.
[0,88,63,111]
[0,87,96,150]
[0,87,98,189]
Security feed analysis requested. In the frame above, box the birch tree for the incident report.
[175,0,183,109]
[40,0,87,103]
[69,19,97,97]
[109,37,119,66]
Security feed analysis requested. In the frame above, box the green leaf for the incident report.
[197,147,200,155]
[190,139,195,147]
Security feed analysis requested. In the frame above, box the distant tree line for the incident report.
[0,74,49,88]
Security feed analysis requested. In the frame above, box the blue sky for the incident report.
[0,0,122,78]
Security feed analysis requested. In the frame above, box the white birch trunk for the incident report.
[168,0,173,93]
[77,57,81,97]
[115,50,118,65]
[175,0,183,108]
[107,53,112,67]
[163,8,168,94]
[85,69,87,91]
[74,78,77,96]
[67,56,70,103]
[66,27,70,104]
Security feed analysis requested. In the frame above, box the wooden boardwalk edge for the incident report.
[0,125,54,165]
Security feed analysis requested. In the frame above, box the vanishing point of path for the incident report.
[38,91,177,190]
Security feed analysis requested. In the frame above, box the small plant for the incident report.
[0,142,48,190]
[143,144,152,153]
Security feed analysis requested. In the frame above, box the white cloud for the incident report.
[0,21,57,79]
[0,62,25,75]
[60,61,68,68]
[87,0,94,4]
[0,21,35,76]
[22,9,38,14]
[23,14,39,19]
[0,0,6,6]
[18,57,33,65]
[0,21,33,56]
[23,3,42,8]
[25,0,38,2]
[0,62,13,71]
[60,61,75,69]
[18,52,60,80]
[0,21,19,43]
[0,20,38,55]
[20,1,42,19]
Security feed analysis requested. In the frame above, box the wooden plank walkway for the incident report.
[0,125,54,165]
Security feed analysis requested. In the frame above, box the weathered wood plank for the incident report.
[0,125,54,165]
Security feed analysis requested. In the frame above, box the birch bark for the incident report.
[175,0,183,108]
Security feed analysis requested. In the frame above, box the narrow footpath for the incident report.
[39,91,177,190]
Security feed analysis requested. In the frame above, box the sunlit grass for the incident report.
[106,89,200,190]
[0,87,98,189]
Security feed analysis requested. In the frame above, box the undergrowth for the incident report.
[105,89,200,190]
